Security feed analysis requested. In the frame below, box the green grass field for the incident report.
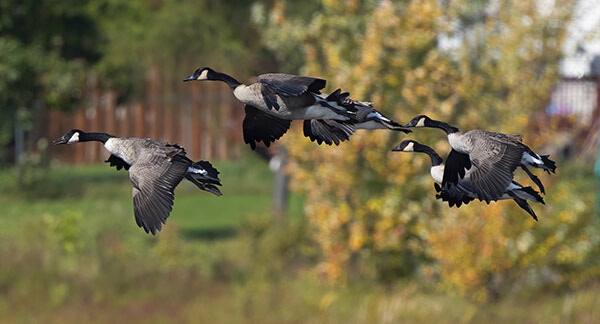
[0,154,303,237]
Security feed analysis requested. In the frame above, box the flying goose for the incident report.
[391,140,544,220]
[404,115,556,203]
[304,89,411,145]
[54,129,222,235]
[183,67,410,149]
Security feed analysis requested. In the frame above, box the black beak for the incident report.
[53,136,68,145]
[391,144,403,152]
[182,74,195,82]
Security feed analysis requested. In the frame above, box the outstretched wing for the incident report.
[129,151,188,235]
[442,149,472,188]
[242,105,291,150]
[257,73,326,110]
[303,119,355,146]
[464,139,524,203]
[105,154,130,171]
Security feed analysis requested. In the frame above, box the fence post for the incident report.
[272,145,289,222]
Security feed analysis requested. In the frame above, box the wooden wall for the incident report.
[41,82,246,164]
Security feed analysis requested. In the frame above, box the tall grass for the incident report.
[0,157,599,323]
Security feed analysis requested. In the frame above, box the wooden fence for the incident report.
[40,82,246,164]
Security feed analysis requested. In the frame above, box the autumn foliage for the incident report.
[257,0,599,300]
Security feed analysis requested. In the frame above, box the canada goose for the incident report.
[304,89,411,145]
[391,140,544,220]
[53,129,222,235]
[183,67,410,149]
[404,115,556,202]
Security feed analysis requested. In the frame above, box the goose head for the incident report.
[54,129,84,145]
[405,115,433,128]
[183,67,216,82]
[391,140,419,152]
[392,140,443,167]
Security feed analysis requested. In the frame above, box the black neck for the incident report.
[428,119,459,134]
[213,71,242,90]
[80,132,114,144]
[415,144,443,166]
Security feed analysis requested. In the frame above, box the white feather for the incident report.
[67,132,80,144]
[187,167,208,175]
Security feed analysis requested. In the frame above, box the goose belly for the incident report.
[521,151,543,166]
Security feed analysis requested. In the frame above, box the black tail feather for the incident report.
[541,155,556,174]
[514,186,545,204]
[520,165,545,194]
[192,160,221,184]
[185,175,222,196]
[507,191,538,221]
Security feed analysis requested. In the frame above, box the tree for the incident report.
[0,0,101,164]
[257,0,598,300]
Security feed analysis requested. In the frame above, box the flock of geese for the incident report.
[54,67,556,234]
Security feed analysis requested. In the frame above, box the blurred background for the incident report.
[1,0,600,322]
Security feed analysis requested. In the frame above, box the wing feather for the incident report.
[242,105,291,149]
[257,73,326,110]
[465,139,524,202]
[129,151,188,235]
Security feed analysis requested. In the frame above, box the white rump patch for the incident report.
[67,132,80,144]
[188,167,208,175]
[367,111,390,122]
[521,152,542,166]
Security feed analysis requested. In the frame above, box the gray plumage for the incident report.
[304,89,411,145]
[391,140,544,221]
[184,67,410,149]
[405,115,556,203]
[54,129,222,235]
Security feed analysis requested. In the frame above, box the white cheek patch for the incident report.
[197,70,209,80]
[67,132,80,144]
[403,142,414,152]
[416,118,426,127]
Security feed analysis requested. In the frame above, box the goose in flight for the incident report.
[404,115,555,203]
[54,129,222,234]
[183,67,410,149]
[392,140,544,220]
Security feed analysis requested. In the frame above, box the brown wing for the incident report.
[129,152,188,235]
[257,73,326,110]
